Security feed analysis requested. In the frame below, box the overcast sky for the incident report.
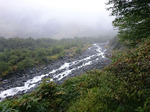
[0,0,116,38]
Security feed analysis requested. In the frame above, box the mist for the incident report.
[0,0,116,39]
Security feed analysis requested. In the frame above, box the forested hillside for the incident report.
[0,37,107,78]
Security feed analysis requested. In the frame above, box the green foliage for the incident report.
[17,57,35,70]
[1,39,149,112]
[75,48,82,54]
[0,61,9,76]
[0,81,59,112]
[109,37,123,49]
[104,39,150,111]
[107,0,150,41]
[0,37,105,77]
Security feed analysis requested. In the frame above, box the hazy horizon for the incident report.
[0,0,116,39]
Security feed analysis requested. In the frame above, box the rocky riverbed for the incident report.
[0,43,111,102]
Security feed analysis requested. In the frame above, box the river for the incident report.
[0,43,111,102]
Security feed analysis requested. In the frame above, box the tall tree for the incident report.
[107,0,150,41]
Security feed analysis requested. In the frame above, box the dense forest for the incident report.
[0,0,150,112]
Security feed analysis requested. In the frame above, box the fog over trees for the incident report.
[0,0,116,39]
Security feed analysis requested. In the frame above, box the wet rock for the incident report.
[2,80,8,84]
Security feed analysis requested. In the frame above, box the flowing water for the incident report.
[0,43,110,102]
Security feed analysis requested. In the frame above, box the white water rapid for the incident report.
[0,43,107,102]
